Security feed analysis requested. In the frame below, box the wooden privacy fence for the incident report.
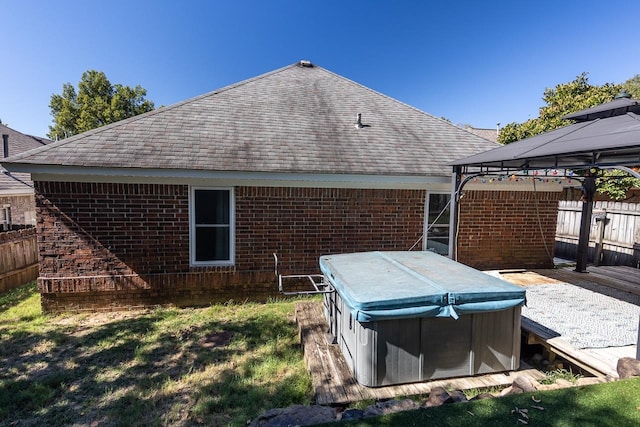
[0,227,38,293]
[555,200,640,267]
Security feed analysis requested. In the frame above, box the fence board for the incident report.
[556,200,640,266]
[0,228,38,293]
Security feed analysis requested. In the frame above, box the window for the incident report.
[190,188,234,266]
[424,193,451,255]
[0,205,10,232]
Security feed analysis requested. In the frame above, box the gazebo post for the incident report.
[575,174,596,272]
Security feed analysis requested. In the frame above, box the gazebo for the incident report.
[450,94,640,273]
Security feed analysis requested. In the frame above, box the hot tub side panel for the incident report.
[325,288,521,387]
[472,305,521,374]
[420,316,473,381]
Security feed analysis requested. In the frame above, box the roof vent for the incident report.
[2,134,8,158]
[299,60,313,67]
[355,113,363,129]
[614,90,632,99]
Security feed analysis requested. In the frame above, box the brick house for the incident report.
[0,124,49,229]
[1,61,562,311]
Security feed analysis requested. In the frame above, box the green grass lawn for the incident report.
[2,283,640,426]
[0,283,313,426]
[323,377,640,426]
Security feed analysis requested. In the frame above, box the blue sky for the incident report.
[3,0,639,138]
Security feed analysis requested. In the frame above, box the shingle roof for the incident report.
[1,124,50,193]
[462,126,499,143]
[0,124,49,157]
[2,62,498,178]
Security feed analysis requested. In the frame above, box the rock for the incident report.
[363,399,418,417]
[512,375,539,393]
[249,405,337,427]
[576,377,605,387]
[536,383,561,391]
[340,408,364,421]
[362,405,383,418]
[447,390,468,403]
[554,379,574,389]
[617,357,640,379]
[499,385,523,396]
[424,386,454,407]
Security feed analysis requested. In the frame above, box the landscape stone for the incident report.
[340,408,364,421]
[512,375,539,392]
[499,385,522,396]
[249,405,337,427]
[554,379,574,388]
[576,377,605,387]
[617,357,640,379]
[424,386,455,407]
[363,399,418,417]
[447,390,468,403]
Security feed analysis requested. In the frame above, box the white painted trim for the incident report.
[24,166,451,189]
[423,191,452,254]
[189,187,235,267]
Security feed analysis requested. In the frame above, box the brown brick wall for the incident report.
[456,190,561,270]
[34,182,425,311]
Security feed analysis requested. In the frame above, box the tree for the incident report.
[498,73,622,144]
[623,74,640,99]
[48,70,154,140]
[497,73,639,200]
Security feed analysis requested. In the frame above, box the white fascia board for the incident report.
[21,165,450,190]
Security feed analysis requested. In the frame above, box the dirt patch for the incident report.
[200,330,235,348]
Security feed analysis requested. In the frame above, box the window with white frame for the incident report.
[424,192,451,255]
[190,187,235,266]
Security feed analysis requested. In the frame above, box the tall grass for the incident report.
[0,284,313,426]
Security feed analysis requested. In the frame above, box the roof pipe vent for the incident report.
[355,113,363,129]
[614,90,632,99]
[2,134,8,158]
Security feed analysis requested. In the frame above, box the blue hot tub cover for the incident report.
[319,251,526,322]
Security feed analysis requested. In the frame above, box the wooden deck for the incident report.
[506,265,640,379]
[295,301,546,405]
[295,265,639,405]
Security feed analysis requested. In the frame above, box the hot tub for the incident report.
[320,251,526,387]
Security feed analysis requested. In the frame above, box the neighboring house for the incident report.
[0,124,49,229]
[462,125,499,143]
[1,61,561,312]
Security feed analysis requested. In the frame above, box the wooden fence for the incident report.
[555,200,640,267]
[0,228,38,293]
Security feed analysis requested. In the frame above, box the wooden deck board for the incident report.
[533,266,640,298]
[296,301,545,405]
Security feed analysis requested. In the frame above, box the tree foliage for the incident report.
[48,70,154,140]
[497,73,622,144]
[622,74,640,99]
[497,72,639,200]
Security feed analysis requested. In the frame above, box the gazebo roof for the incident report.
[451,98,640,173]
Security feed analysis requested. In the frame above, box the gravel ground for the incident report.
[522,282,640,349]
